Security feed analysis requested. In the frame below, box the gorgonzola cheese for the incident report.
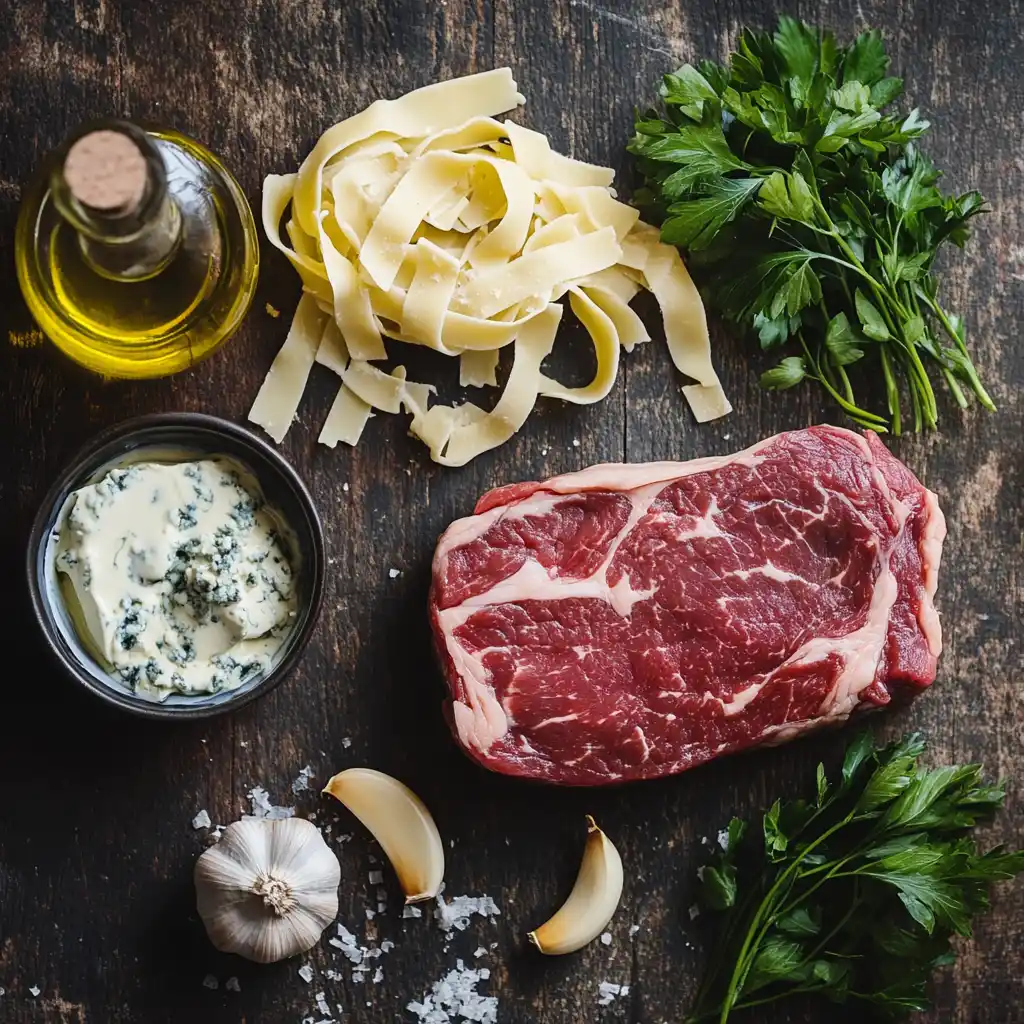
[55,459,298,699]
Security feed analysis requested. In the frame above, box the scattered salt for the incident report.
[315,992,332,1016]
[369,870,385,885]
[572,438,580,447]
[292,766,315,794]
[298,964,314,983]
[696,865,707,881]
[407,960,497,1024]
[246,785,295,820]
[597,981,629,1006]
[29,986,41,997]
[688,904,701,920]
[388,568,401,579]
[225,977,241,992]
[343,482,350,492]
[325,969,343,981]
[201,975,218,990]
[342,737,352,749]
[377,901,387,914]
[402,905,423,919]
[373,966,384,984]
[381,939,395,952]
[366,908,376,920]
[435,893,501,935]
[600,931,612,946]
[628,924,640,937]
[192,809,212,830]
[716,828,730,851]
[473,946,488,958]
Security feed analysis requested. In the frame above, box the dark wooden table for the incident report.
[1,1,1021,1022]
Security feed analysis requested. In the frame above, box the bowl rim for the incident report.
[25,411,326,721]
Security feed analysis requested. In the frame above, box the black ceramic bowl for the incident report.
[26,413,325,719]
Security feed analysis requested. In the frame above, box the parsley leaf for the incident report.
[632,15,995,433]
[661,177,762,249]
[686,732,1024,1023]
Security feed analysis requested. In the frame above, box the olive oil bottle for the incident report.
[16,119,259,378]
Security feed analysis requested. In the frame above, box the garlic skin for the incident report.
[195,818,340,963]
[323,768,444,903]
[528,815,624,955]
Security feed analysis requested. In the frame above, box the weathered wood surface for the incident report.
[0,1,1020,1021]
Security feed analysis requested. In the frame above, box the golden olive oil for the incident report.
[16,121,259,379]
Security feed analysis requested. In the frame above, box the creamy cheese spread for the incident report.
[55,458,298,700]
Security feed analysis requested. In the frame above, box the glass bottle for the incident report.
[15,119,259,379]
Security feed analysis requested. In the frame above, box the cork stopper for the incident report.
[63,129,147,214]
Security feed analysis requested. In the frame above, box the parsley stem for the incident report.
[798,335,888,427]
[718,815,856,1022]
[879,346,902,435]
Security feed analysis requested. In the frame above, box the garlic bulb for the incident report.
[194,817,340,963]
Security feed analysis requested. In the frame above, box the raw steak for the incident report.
[429,426,945,786]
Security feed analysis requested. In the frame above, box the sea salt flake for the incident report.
[474,946,488,958]
[373,967,384,984]
[435,893,501,934]
[597,981,624,1006]
[292,766,315,793]
[225,977,241,992]
[688,904,701,920]
[246,785,295,820]
[366,908,376,920]
[696,865,707,882]
[628,924,640,937]
[192,809,212,829]
[29,986,41,997]
[298,964,314,983]
[381,939,395,953]
[325,969,343,981]
[388,568,401,579]
[342,737,352,749]
[402,905,423,919]
[407,962,498,1024]
[315,992,332,1016]
[572,438,580,447]
[201,975,218,990]
[368,870,384,885]
[600,931,612,946]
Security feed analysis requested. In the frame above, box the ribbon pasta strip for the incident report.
[248,68,731,466]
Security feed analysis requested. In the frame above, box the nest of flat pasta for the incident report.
[249,68,730,466]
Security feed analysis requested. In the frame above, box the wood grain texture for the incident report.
[0,0,1020,1021]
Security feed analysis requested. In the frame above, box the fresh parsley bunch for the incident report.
[687,733,1024,1022]
[630,17,995,433]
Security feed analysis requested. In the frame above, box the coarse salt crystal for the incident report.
[600,932,612,945]
[225,977,241,992]
[246,785,295,820]
[201,975,218,990]
[402,905,422,919]
[373,967,384,983]
[368,870,385,885]
[298,964,314,983]
[343,482,350,492]
[597,981,624,1006]
[291,766,315,794]
[315,992,331,1016]
[388,568,401,579]
[572,438,580,447]
[407,962,497,1024]
[434,893,501,934]
[474,946,488,958]
[192,809,212,829]
[342,737,352,749]
[366,908,376,920]
[688,904,700,920]
[325,969,343,981]
[629,924,640,937]
[29,986,41,997]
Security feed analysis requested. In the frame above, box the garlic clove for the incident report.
[195,818,340,963]
[528,815,624,955]
[323,768,444,903]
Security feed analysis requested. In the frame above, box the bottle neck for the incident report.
[51,121,182,281]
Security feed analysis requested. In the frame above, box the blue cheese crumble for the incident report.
[55,459,298,699]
